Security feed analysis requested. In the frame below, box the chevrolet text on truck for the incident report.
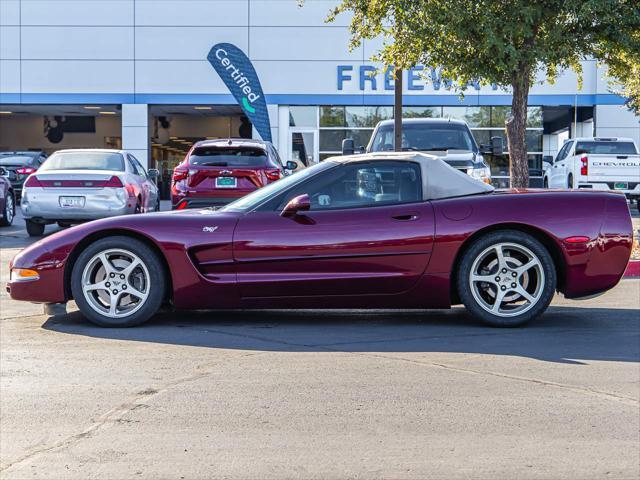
[342,118,499,184]
[544,137,640,212]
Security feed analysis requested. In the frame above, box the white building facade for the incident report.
[1,0,639,187]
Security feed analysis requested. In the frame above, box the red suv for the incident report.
[171,139,295,210]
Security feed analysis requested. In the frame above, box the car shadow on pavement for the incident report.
[41,305,640,365]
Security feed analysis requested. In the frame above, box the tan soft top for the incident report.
[325,152,494,200]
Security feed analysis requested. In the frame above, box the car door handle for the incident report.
[392,213,420,221]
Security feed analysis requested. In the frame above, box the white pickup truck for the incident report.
[544,137,640,211]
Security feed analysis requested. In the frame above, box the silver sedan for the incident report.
[20,149,159,236]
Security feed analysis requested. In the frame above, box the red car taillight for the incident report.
[176,200,188,210]
[172,168,188,182]
[16,167,37,175]
[103,175,124,187]
[580,155,588,176]
[264,169,281,182]
[25,175,123,188]
[24,175,42,188]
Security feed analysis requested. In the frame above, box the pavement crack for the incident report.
[0,350,262,473]
[334,350,639,407]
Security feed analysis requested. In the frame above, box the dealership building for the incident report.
[1,0,639,189]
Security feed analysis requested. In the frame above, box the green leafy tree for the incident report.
[605,47,640,114]
[326,0,640,188]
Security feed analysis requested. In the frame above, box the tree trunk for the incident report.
[506,71,531,189]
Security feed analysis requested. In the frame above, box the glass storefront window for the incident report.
[320,106,345,127]
[319,129,373,152]
[402,106,442,118]
[289,106,318,127]
[490,106,543,128]
[442,106,491,127]
[345,106,393,127]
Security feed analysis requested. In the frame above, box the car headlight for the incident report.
[469,166,492,184]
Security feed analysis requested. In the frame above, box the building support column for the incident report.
[122,104,149,168]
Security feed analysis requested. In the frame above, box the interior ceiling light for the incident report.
[0,111,12,114]
[84,106,101,110]
[99,111,117,115]
[194,106,212,110]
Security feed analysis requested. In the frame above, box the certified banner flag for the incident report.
[207,43,272,142]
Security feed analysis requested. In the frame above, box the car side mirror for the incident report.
[148,168,159,179]
[342,138,355,156]
[479,144,492,154]
[490,136,504,156]
[281,194,310,217]
[543,155,553,165]
[285,161,298,171]
[0,167,7,177]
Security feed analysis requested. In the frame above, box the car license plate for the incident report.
[216,177,237,188]
[614,182,628,190]
[59,196,85,208]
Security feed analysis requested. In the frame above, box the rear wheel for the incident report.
[71,236,165,327]
[26,219,45,236]
[57,222,72,228]
[457,230,556,327]
[568,174,574,189]
[0,191,14,226]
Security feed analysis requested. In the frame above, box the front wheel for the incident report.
[71,236,165,327]
[457,230,557,327]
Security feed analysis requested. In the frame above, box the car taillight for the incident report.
[176,200,188,210]
[172,168,188,182]
[264,169,281,181]
[580,155,588,176]
[24,175,42,188]
[16,167,37,175]
[104,175,124,188]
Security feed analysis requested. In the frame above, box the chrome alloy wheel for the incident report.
[5,193,14,224]
[469,242,545,318]
[81,249,150,319]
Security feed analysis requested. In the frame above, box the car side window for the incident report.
[556,141,573,162]
[270,145,283,168]
[276,161,422,211]
[128,154,147,178]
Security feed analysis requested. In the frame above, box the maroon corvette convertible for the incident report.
[7,153,633,327]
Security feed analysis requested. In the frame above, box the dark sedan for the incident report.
[7,153,633,328]
[0,167,15,226]
[0,151,48,200]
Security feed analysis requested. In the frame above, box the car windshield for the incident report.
[39,152,124,171]
[189,146,269,167]
[0,154,36,166]
[220,161,336,212]
[575,141,638,155]
[370,123,476,152]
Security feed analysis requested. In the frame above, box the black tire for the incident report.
[135,198,142,214]
[543,177,549,189]
[0,191,14,226]
[155,197,161,212]
[26,219,45,236]
[636,199,640,214]
[70,236,165,327]
[568,174,574,189]
[57,222,72,228]
[456,230,557,327]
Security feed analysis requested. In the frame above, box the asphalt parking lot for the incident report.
[1,205,639,479]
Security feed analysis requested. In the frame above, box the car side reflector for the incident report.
[11,268,40,281]
[564,236,590,244]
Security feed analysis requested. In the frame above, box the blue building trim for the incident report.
[1,92,627,107]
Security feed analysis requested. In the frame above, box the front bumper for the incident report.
[21,187,136,222]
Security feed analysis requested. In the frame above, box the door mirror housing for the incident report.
[543,155,553,165]
[342,138,355,156]
[490,136,504,156]
[479,144,492,154]
[0,167,7,177]
[285,161,298,171]
[281,194,311,217]
[147,168,160,179]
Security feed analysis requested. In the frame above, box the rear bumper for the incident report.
[20,187,136,221]
[172,197,238,210]
[578,181,640,197]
